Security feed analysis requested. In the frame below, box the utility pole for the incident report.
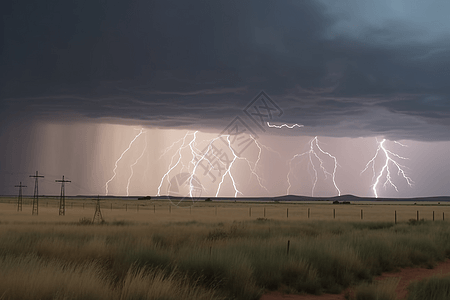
[56,175,71,216]
[29,171,44,215]
[15,182,27,211]
[93,195,104,223]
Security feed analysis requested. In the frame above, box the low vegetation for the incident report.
[407,275,450,300]
[347,278,398,300]
[0,218,450,299]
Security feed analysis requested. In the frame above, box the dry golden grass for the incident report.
[0,255,113,300]
[1,196,450,299]
[119,267,224,300]
[0,196,449,224]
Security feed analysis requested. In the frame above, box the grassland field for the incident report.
[1,196,450,300]
[1,196,449,223]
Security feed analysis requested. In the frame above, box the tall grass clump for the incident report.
[295,238,369,293]
[0,255,113,300]
[119,266,223,300]
[349,278,398,300]
[407,275,450,300]
[176,245,262,300]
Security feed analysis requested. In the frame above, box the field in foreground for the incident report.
[1,198,450,299]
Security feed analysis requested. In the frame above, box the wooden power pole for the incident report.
[56,175,71,216]
[29,171,44,215]
[15,182,27,211]
[93,195,104,223]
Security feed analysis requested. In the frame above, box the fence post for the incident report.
[308,208,310,219]
[444,212,445,221]
[249,207,251,217]
[417,210,419,221]
[433,211,435,221]
[333,208,336,219]
[264,207,266,218]
[154,205,155,213]
[215,206,217,216]
[395,210,397,224]
[287,240,290,256]
[361,209,363,220]
[83,203,85,209]
[287,208,289,219]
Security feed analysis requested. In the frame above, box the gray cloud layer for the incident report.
[1,0,450,141]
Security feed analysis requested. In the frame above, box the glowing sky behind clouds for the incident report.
[1,0,449,197]
[1,122,449,198]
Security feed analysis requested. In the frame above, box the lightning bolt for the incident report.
[126,132,148,196]
[158,132,278,199]
[157,131,196,196]
[158,133,243,199]
[204,134,277,197]
[188,135,225,198]
[314,138,340,196]
[241,135,282,193]
[215,135,242,197]
[267,122,304,129]
[394,141,408,147]
[361,138,413,198]
[158,135,188,160]
[287,137,341,197]
[105,128,145,196]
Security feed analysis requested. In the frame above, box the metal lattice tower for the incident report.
[29,171,44,215]
[93,195,104,223]
[56,175,71,216]
[15,182,27,211]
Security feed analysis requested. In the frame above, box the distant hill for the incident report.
[146,194,450,202]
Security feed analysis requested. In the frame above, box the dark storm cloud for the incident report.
[1,0,450,140]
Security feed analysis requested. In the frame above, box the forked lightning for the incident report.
[287,137,341,197]
[361,138,413,198]
[157,132,277,199]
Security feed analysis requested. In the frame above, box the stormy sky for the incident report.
[1,0,449,198]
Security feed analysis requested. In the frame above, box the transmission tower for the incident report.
[29,171,44,215]
[15,182,27,211]
[92,195,104,223]
[56,175,71,216]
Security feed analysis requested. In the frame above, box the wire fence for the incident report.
[1,197,449,223]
